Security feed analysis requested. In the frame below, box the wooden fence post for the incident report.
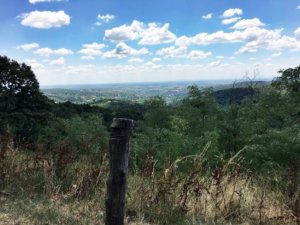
[105,118,134,225]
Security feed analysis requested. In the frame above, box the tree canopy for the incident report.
[0,56,50,134]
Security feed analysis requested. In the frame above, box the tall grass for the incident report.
[0,140,298,225]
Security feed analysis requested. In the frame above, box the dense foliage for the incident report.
[0,56,299,224]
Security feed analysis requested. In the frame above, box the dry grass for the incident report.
[0,145,298,225]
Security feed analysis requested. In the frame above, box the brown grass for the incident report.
[0,144,298,225]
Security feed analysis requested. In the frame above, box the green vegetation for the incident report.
[0,55,299,224]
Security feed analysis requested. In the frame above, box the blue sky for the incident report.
[0,0,300,85]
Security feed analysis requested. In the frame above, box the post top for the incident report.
[110,118,134,129]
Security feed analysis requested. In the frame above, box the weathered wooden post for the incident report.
[105,118,134,225]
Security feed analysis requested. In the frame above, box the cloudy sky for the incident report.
[0,0,300,85]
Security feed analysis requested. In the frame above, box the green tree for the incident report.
[0,56,50,140]
[181,86,219,136]
[272,65,300,94]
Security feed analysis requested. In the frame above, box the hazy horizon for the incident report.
[40,78,271,90]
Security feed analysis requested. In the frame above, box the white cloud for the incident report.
[24,59,45,71]
[50,57,65,65]
[142,62,162,70]
[235,46,258,54]
[29,0,64,4]
[235,31,300,53]
[97,14,115,23]
[188,50,212,59]
[139,23,176,45]
[59,65,95,74]
[78,42,106,59]
[297,5,300,9]
[53,48,73,55]
[209,60,222,67]
[294,27,300,37]
[231,18,265,30]
[222,8,243,18]
[104,20,176,45]
[216,55,224,59]
[103,42,149,59]
[175,36,192,47]
[128,58,144,63]
[78,48,102,57]
[34,47,73,57]
[20,11,70,29]
[104,20,142,42]
[156,46,211,60]
[202,13,213,20]
[82,42,106,50]
[156,46,187,58]
[34,48,53,57]
[222,17,241,25]
[271,52,282,57]
[152,57,161,62]
[176,25,300,54]
[95,22,102,27]
[17,42,39,51]
[81,55,95,60]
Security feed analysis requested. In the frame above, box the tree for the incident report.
[0,56,50,139]
[272,65,300,95]
[182,86,219,134]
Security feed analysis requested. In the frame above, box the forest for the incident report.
[0,55,299,224]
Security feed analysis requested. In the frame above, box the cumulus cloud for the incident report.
[128,58,144,63]
[34,47,73,57]
[271,52,282,57]
[103,42,149,59]
[17,42,39,51]
[208,60,222,67]
[20,11,70,29]
[24,59,45,71]
[156,46,211,59]
[202,13,213,20]
[235,30,300,54]
[175,36,191,47]
[82,42,106,49]
[222,8,243,18]
[59,65,95,74]
[235,46,257,54]
[53,48,73,55]
[139,23,176,45]
[294,27,300,37]
[97,14,115,23]
[50,57,65,65]
[29,0,64,4]
[104,20,142,42]
[187,50,212,59]
[78,42,106,59]
[222,17,241,25]
[231,18,265,30]
[173,24,300,54]
[156,46,187,58]
[104,20,176,45]
[34,48,53,57]
[95,14,115,26]
[152,57,161,62]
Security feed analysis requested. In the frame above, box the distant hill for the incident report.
[212,81,269,105]
[213,87,256,105]
[213,81,269,91]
